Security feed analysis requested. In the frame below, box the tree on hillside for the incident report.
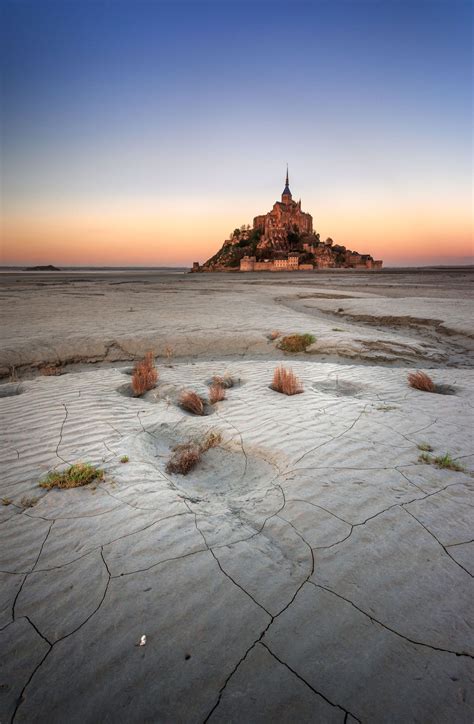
[287,230,302,250]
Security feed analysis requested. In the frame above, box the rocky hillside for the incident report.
[202,224,372,270]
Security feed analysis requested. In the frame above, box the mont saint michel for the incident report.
[197,169,383,272]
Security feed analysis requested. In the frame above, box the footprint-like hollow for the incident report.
[131,422,282,544]
[312,380,366,398]
[117,380,215,414]
[141,423,276,500]
[0,383,24,398]
[433,383,457,396]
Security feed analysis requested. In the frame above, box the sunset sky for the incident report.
[1,0,472,267]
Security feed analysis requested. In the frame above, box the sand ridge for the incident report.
[1,268,473,375]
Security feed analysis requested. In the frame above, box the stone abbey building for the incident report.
[198,169,383,272]
[253,167,313,250]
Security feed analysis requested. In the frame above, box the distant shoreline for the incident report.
[0,264,472,272]
[0,266,189,272]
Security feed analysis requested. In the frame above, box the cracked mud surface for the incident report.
[0,269,473,722]
[0,360,473,722]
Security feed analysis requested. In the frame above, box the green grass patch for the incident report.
[433,453,464,472]
[418,451,464,472]
[278,333,316,353]
[40,462,104,490]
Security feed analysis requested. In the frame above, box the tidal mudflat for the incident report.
[1,268,473,722]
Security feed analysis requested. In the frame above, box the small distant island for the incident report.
[24,265,61,271]
[193,169,382,273]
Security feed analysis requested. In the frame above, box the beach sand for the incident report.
[1,268,473,722]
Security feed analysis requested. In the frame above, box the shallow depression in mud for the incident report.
[135,422,278,508]
[312,380,366,398]
[167,445,269,500]
[0,383,25,398]
[117,382,144,398]
[433,384,457,396]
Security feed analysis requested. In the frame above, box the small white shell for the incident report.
[139,635,147,646]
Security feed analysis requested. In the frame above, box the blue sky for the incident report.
[1,0,472,265]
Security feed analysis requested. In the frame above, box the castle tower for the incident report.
[281,164,292,204]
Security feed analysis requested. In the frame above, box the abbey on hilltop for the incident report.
[195,168,382,272]
[253,166,313,250]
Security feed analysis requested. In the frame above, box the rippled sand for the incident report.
[1,268,473,722]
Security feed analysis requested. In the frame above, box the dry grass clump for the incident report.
[132,351,158,396]
[407,371,435,392]
[166,431,222,475]
[417,442,433,452]
[40,462,104,490]
[200,431,222,452]
[278,333,315,353]
[40,365,62,376]
[209,383,226,404]
[164,345,174,361]
[211,373,234,389]
[271,366,303,396]
[179,390,205,415]
[166,443,201,475]
[1,497,12,506]
[418,452,433,465]
[20,496,38,508]
[8,366,18,382]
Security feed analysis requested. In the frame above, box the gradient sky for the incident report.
[1,0,472,266]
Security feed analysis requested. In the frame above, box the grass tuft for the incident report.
[20,496,38,508]
[179,390,205,415]
[166,431,222,475]
[39,462,104,490]
[8,366,18,382]
[417,442,433,452]
[209,383,226,404]
[418,452,433,464]
[40,365,62,376]
[407,371,435,392]
[120,455,129,464]
[278,333,315,353]
[166,443,201,475]
[200,431,222,452]
[211,374,234,389]
[131,351,158,396]
[271,366,303,396]
[418,451,464,472]
[164,345,174,363]
[433,453,464,472]
[2,497,12,506]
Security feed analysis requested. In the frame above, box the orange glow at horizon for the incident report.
[1,197,472,267]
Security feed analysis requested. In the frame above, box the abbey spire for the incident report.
[282,164,292,203]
